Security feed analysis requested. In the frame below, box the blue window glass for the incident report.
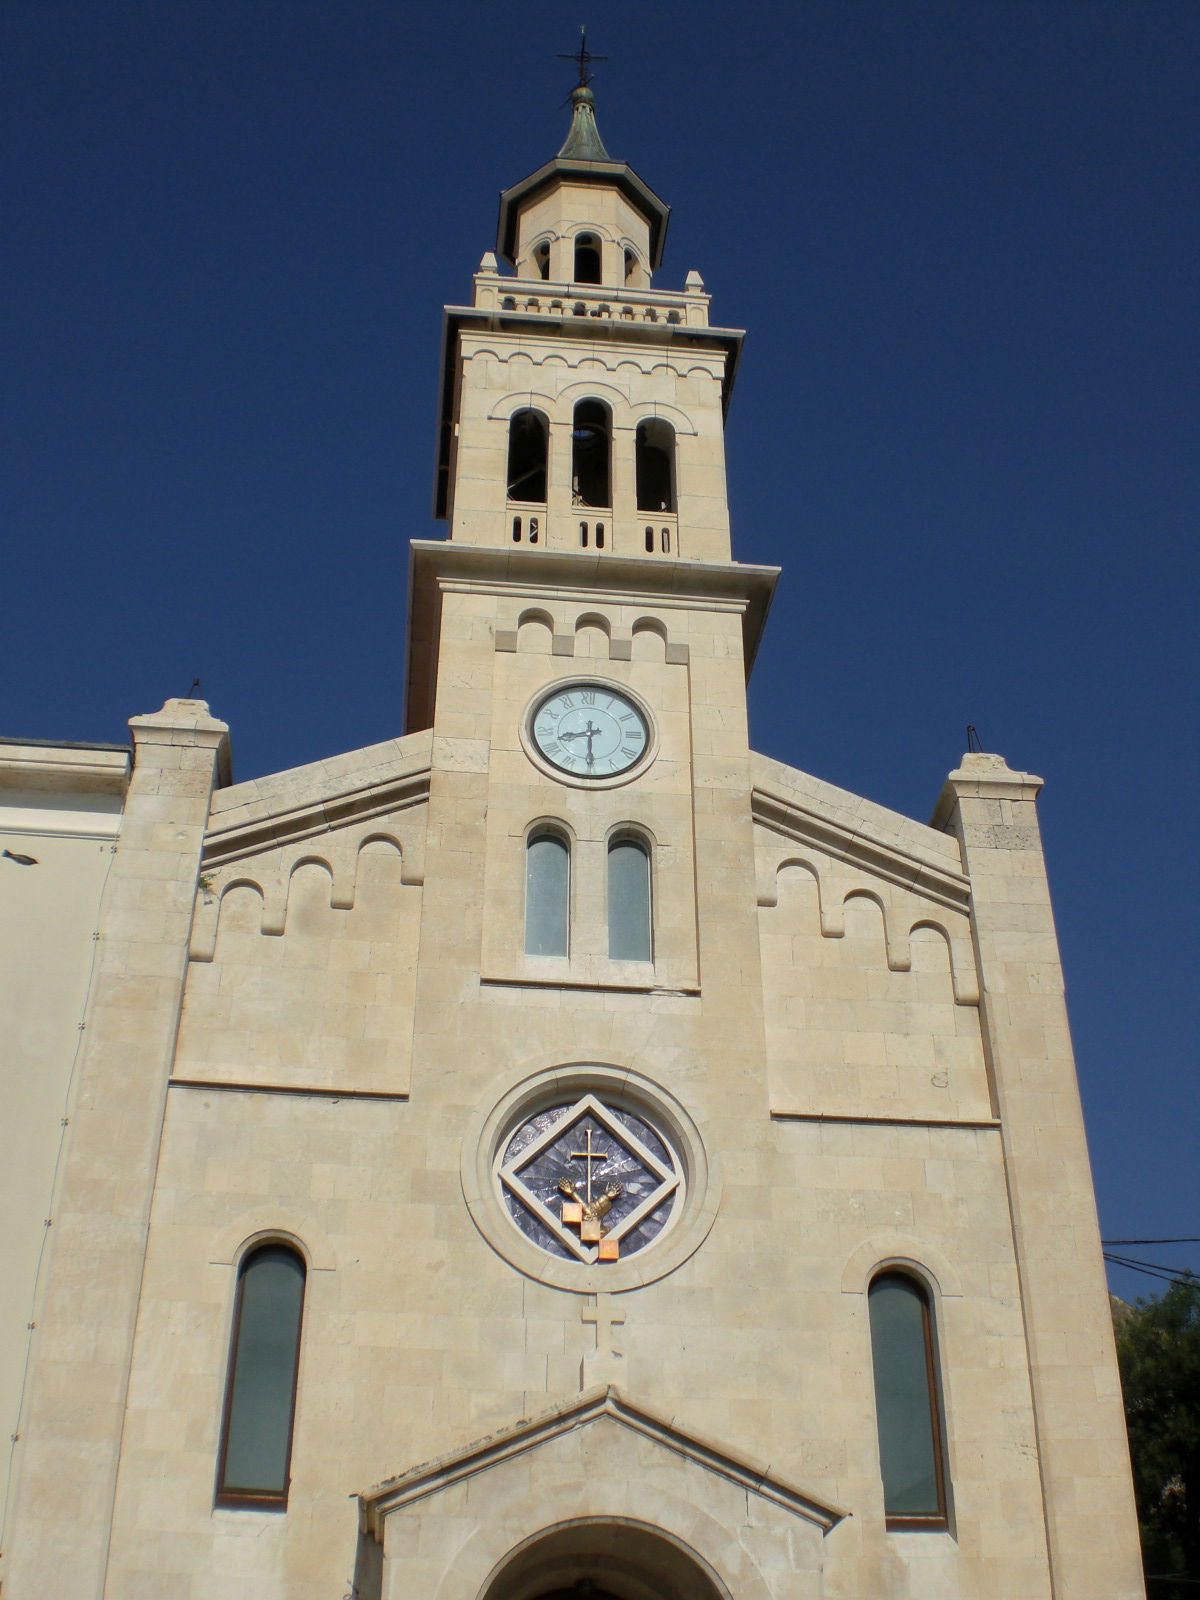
[217,1245,305,1506]
[868,1272,948,1526]
[608,836,651,962]
[525,831,569,956]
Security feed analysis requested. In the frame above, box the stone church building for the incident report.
[1,82,1144,1600]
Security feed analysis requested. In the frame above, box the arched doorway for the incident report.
[480,1519,730,1600]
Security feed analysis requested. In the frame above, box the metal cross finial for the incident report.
[559,26,607,88]
[569,1126,609,1204]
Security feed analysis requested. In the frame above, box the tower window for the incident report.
[624,248,638,285]
[507,409,548,503]
[636,419,675,512]
[868,1271,949,1529]
[608,835,652,962]
[573,233,602,284]
[525,829,570,957]
[533,240,551,280]
[216,1244,306,1508]
[572,400,611,508]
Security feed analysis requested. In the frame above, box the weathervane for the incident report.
[559,26,607,88]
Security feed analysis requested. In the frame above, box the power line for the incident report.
[1103,1236,1200,1245]
[1104,1252,1195,1286]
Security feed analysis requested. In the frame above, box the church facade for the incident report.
[1,85,1144,1600]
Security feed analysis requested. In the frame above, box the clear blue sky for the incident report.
[5,1,1196,1301]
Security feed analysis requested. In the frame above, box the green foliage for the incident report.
[1116,1276,1200,1597]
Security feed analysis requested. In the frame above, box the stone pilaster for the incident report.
[4,700,229,1600]
[934,753,1144,1600]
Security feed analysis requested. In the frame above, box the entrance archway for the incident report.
[480,1519,730,1600]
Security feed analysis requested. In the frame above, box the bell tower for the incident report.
[406,75,777,996]
[430,82,743,567]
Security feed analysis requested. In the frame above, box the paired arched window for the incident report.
[574,233,602,284]
[572,400,611,508]
[868,1271,949,1529]
[608,835,652,961]
[635,419,676,512]
[525,829,570,956]
[524,829,652,963]
[216,1243,306,1508]
[507,409,548,503]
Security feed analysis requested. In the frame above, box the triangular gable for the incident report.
[751,749,969,916]
[359,1384,846,1538]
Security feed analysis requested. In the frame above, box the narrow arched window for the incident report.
[572,400,611,508]
[507,409,548,503]
[216,1244,306,1508]
[533,240,551,280]
[635,419,675,512]
[608,835,652,962]
[525,830,569,957]
[868,1271,949,1529]
[624,248,639,285]
[574,233,602,284]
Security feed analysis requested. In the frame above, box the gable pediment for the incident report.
[360,1384,846,1535]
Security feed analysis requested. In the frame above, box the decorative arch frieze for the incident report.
[190,819,422,961]
[497,607,689,666]
[756,848,980,1005]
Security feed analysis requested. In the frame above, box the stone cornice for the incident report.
[202,767,430,868]
[0,740,130,796]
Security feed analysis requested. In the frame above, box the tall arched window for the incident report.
[525,829,569,957]
[608,834,652,962]
[868,1271,949,1529]
[533,240,551,280]
[216,1243,306,1508]
[574,233,602,284]
[635,419,676,512]
[507,409,548,503]
[572,400,611,508]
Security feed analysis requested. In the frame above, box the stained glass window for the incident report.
[499,1095,680,1264]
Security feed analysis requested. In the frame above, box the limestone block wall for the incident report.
[0,744,128,1572]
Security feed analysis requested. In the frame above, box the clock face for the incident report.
[531,684,649,778]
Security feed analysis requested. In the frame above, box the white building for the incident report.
[1,83,1144,1600]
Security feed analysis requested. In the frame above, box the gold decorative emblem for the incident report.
[557,1129,624,1257]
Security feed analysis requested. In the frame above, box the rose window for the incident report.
[498,1094,681,1264]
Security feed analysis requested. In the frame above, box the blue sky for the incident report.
[6,1,1197,1300]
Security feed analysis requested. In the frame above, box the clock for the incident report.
[530,683,649,778]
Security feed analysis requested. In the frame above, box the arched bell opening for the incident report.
[480,1518,729,1600]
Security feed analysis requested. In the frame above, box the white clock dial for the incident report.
[531,684,649,778]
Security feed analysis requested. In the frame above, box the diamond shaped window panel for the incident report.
[499,1094,681,1264]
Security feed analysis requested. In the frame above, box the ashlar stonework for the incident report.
[0,81,1144,1600]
